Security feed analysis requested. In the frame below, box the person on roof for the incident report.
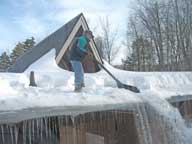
[69,30,94,92]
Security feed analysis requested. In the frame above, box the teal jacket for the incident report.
[78,36,89,53]
[69,36,89,61]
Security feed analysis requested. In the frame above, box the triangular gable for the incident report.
[55,14,102,65]
[8,13,102,73]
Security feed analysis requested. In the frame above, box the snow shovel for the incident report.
[93,59,140,93]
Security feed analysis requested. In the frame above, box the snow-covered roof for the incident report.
[1,48,192,124]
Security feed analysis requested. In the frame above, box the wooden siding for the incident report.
[59,111,140,144]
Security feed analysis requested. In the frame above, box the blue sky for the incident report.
[0,0,131,59]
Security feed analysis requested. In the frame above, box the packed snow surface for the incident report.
[0,49,192,110]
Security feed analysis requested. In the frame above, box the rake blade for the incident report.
[124,84,140,93]
[117,82,140,93]
[94,59,140,93]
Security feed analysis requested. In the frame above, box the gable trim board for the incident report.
[8,13,102,73]
[55,16,82,64]
[55,14,102,64]
[81,15,102,63]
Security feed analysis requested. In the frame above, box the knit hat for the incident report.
[84,30,94,38]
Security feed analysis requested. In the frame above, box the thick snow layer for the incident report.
[0,49,192,111]
[0,49,142,111]
[1,48,192,143]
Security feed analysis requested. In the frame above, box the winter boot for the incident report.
[81,83,85,87]
[74,85,82,92]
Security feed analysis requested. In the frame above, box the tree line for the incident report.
[0,37,35,72]
[122,0,192,71]
[95,0,192,71]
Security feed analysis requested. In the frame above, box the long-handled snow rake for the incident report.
[94,59,140,93]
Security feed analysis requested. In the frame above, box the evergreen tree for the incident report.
[122,36,154,71]
[0,52,11,71]
[23,37,35,52]
[122,54,137,71]
[10,42,25,64]
[10,37,35,65]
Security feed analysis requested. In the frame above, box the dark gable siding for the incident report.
[8,13,82,73]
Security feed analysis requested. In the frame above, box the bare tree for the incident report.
[124,0,192,71]
[94,36,104,59]
[99,16,119,64]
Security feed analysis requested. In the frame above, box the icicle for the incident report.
[134,104,151,144]
[54,118,58,140]
[48,117,51,140]
[1,125,5,144]
[44,118,48,139]
[31,119,35,143]
[10,126,14,144]
[14,125,18,144]
[28,120,32,144]
[71,116,77,144]
[64,116,68,144]
[40,118,43,143]
[22,121,26,144]
[57,116,61,142]
[36,119,39,140]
